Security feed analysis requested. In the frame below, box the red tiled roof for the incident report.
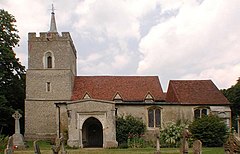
[165,80,230,105]
[71,76,165,101]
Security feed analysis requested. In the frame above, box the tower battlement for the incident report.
[28,32,73,42]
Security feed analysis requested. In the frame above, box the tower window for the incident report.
[46,82,51,92]
[44,51,54,68]
[47,56,52,68]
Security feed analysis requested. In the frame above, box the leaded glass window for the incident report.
[202,109,207,116]
[148,109,154,127]
[194,108,209,119]
[155,109,161,127]
[148,108,161,128]
[194,109,200,119]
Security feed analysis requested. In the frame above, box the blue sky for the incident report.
[2,0,240,91]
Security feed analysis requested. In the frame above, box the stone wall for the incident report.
[25,101,57,140]
[26,70,73,100]
[116,105,194,127]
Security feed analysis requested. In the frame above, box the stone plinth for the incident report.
[12,111,25,149]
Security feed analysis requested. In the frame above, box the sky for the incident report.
[1,0,240,91]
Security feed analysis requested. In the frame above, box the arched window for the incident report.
[148,109,154,127]
[155,109,161,127]
[44,51,54,69]
[148,107,161,128]
[194,107,209,119]
[47,56,52,68]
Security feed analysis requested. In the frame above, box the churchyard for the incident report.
[1,110,240,154]
[12,142,224,154]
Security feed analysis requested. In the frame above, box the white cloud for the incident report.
[182,63,240,89]
[138,0,240,89]
[2,0,239,90]
[73,0,158,40]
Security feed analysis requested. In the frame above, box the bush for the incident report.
[0,135,8,153]
[160,120,188,147]
[189,115,228,147]
[116,115,146,146]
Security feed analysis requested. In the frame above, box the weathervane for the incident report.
[51,4,55,14]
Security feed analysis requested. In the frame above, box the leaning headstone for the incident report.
[224,130,240,154]
[12,111,25,149]
[34,140,41,154]
[60,133,67,154]
[4,136,13,154]
[52,136,61,154]
[192,140,202,154]
[180,128,191,154]
[52,133,67,154]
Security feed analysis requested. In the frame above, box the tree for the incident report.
[189,115,228,147]
[221,78,240,129]
[116,115,146,146]
[0,9,25,135]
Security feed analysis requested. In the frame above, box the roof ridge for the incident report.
[170,79,211,82]
[75,75,159,77]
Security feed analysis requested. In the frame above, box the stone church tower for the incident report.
[25,8,77,140]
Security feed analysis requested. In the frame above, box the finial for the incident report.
[49,3,58,32]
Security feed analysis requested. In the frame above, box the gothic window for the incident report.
[44,51,54,68]
[148,107,161,128]
[148,109,154,127]
[155,109,161,127]
[47,56,52,68]
[194,107,209,119]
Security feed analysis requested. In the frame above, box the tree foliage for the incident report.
[221,78,240,129]
[0,9,25,135]
[189,115,228,147]
[116,115,146,146]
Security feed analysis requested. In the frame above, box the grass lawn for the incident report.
[13,141,224,154]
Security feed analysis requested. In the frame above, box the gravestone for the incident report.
[180,128,191,154]
[52,133,67,154]
[224,131,240,154]
[12,111,25,149]
[60,133,67,154]
[4,136,13,154]
[193,140,202,154]
[52,137,61,154]
[34,140,41,154]
[154,129,160,154]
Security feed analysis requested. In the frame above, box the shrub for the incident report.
[0,135,8,153]
[116,115,146,147]
[189,115,228,147]
[160,120,188,147]
[127,134,145,148]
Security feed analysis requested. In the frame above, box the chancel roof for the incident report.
[165,80,230,105]
[71,76,165,101]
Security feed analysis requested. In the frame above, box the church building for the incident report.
[24,9,231,148]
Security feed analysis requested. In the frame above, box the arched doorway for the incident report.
[82,117,103,147]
